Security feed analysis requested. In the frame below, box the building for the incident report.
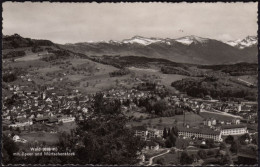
[238,104,242,112]
[9,118,33,128]
[147,127,164,138]
[133,126,148,140]
[220,124,248,136]
[58,116,75,123]
[232,119,241,125]
[177,126,222,142]
[13,135,27,143]
[203,118,216,127]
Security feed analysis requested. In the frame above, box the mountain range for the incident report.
[224,36,257,49]
[3,34,258,65]
[64,35,257,65]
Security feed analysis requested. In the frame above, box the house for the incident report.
[221,124,248,136]
[13,135,27,143]
[46,98,52,103]
[58,116,75,123]
[13,135,20,142]
[232,119,241,125]
[203,118,216,127]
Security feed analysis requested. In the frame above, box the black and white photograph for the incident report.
[2,2,258,165]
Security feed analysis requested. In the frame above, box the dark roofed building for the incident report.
[34,117,49,123]
[48,117,58,123]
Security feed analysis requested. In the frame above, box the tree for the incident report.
[197,149,207,159]
[169,133,176,147]
[156,158,165,165]
[180,151,193,165]
[153,100,167,115]
[165,138,172,148]
[16,127,21,134]
[2,134,19,164]
[159,118,162,123]
[171,126,178,137]
[251,134,258,145]
[238,133,251,145]
[225,135,234,144]
[207,150,215,157]
[219,142,227,150]
[71,115,145,165]
[220,152,233,165]
[205,139,215,148]
[230,141,239,154]
[167,128,171,136]
[163,128,168,139]
[55,94,146,165]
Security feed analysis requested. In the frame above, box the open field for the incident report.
[127,113,204,128]
[36,66,61,74]
[237,75,257,85]
[123,110,151,119]
[199,110,239,121]
[5,59,50,69]
[56,122,77,133]
[15,53,42,61]
[153,151,180,165]
[20,132,59,144]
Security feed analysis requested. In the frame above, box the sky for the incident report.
[3,2,258,44]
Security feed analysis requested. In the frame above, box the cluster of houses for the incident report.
[2,84,93,131]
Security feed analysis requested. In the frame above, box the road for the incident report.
[148,149,170,165]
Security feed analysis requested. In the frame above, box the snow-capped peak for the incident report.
[122,36,163,45]
[224,36,257,49]
[175,36,209,45]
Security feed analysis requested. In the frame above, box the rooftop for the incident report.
[221,124,247,130]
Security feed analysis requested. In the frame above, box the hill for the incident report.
[171,76,257,101]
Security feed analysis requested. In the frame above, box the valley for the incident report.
[2,34,258,166]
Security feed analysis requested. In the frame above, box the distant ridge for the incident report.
[63,35,257,65]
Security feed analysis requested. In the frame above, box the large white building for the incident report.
[177,126,222,142]
[220,124,248,136]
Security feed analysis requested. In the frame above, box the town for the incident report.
[2,77,258,165]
